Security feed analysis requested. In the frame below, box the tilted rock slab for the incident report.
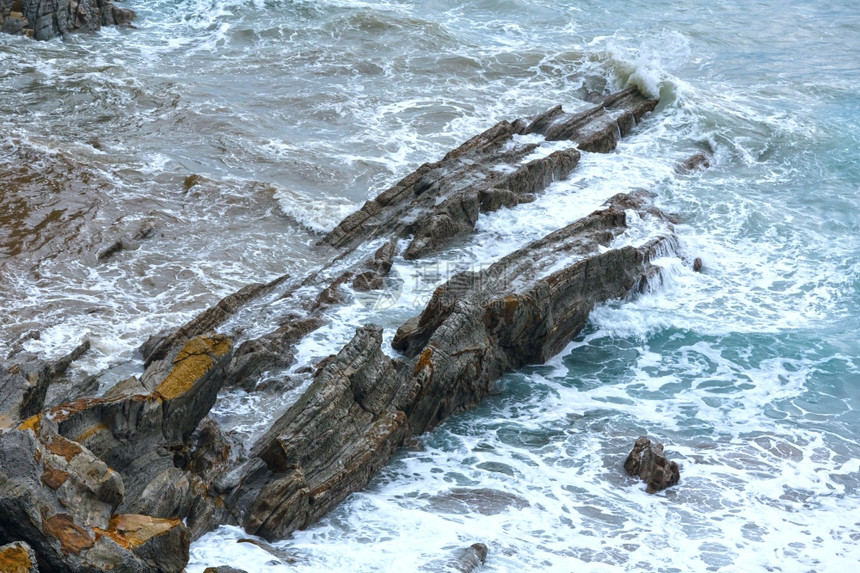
[322,87,657,260]
[0,88,678,565]
[221,191,678,539]
[139,88,658,395]
[0,334,232,571]
[0,340,91,430]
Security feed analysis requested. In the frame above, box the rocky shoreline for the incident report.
[0,0,133,40]
[0,87,693,571]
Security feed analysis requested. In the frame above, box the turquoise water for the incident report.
[2,0,858,570]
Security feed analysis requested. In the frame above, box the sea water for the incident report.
[1,0,858,571]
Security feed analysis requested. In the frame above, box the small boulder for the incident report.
[624,436,680,494]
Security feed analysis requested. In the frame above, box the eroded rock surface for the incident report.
[0,0,134,40]
[624,436,681,493]
[0,426,189,572]
[0,88,686,567]
[219,190,676,539]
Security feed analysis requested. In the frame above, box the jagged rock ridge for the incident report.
[0,87,688,571]
[0,0,134,40]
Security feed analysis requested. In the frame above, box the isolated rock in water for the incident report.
[676,152,711,173]
[203,567,249,573]
[693,257,703,272]
[624,436,680,493]
[422,543,489,572]
[0,541,38,573]
[235,538,299,564]
[0,0,135,40]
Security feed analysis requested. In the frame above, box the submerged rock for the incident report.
[676,151,712,173]
[322,87,657,259]
[421,543,489,572]
[624,436,681,493]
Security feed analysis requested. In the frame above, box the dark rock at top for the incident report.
[0,0,135,40]
[624,436,681,493]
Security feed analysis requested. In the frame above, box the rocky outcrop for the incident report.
[221,324,412,539]
[624,436,681,493]
[0,426,189,572]
[321,87,657,259]
[0,0,134,40]
[0,334,232,571]
[1,88,684,567]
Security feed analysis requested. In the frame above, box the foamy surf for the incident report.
[3,0,859,571]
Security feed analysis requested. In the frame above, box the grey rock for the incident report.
[422,543,489,572]
[220,191,677,540]
[1,0,136,40]
[676,152,711,173]
[0,426,189,572]
[321,88,657,259]
[142,274,288,368]
[34,334,233,527]
[0,340,90,430]
[225,325,410,540]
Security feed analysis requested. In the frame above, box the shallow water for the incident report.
[2,0,859,570]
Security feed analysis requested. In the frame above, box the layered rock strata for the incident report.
[0,88,682,569]
[0,0,134,40]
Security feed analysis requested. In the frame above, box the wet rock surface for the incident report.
[422,542,489,572]
[624,436,681,493]
[0,88,689,568]
[0,0,134,40]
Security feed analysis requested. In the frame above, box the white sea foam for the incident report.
[4,1,859,571]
